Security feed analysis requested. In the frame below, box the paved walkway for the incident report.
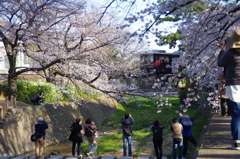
[196,113,240,159]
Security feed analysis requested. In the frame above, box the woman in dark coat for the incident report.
[69,118,83,156]
[151,119,164,159]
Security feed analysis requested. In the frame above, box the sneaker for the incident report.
[232,143,240,150]
[87,153,95,158]
[87,153,91,158]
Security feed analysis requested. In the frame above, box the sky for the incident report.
[88,0,179,53]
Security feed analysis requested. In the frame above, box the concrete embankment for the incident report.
[0,94,118,157]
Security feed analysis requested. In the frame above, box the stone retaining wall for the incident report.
[0,95,118,156]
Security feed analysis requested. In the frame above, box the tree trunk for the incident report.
[7,50,17,101]
[7,76,17,101]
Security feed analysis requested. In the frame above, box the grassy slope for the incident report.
[81,96,211,158]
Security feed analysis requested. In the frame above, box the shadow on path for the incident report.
[196,113,240,159]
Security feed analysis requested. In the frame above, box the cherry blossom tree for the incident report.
[99,0,240,110]
[0,0,141,101]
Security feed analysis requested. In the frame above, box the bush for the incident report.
[0,80,97,103]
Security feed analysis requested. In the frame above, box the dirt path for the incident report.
[97,129,151,157]
[97,129,172,158]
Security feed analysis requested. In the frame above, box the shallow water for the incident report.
[24,141,73,157]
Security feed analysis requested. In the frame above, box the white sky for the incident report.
[87,0,178,53]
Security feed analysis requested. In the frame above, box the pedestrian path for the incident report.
[196,113,240,159]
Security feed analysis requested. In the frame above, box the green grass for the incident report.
[86,95,211,158]
[81,133,123,156]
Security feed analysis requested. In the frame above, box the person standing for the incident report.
[84,118,97,158]
[218,29,240,150]
[69,118,83,156]
[35,117,48,159]
[218,71,229,116]
[178,114,197,158]
[171,118,183,159]
[151,119,164,159]
[120,113,134,156]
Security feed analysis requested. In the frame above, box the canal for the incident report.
[24,141,73,157]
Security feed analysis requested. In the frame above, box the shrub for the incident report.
[0,80,97,103]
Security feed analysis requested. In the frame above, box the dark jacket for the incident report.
[31,94,44,102]
[35,121,48,138]
[151,124,164,140]
[218,50,240,86]
[84,124,97,137]
[120,117,134,136]
[179,118,194,137]
[69,122,83,143]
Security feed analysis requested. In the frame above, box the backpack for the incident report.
[123,127,132,136]
[30,133,38,142]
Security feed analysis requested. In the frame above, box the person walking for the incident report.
[178,114,197,158]
[120,113,134,156]
[171,118,183,159]
[218,29,240,150]
[218,71,230,117]
[217,42,229,116]
[84,118,97,158]
[35,117,48,159]
[69,118,83,156]
[151,119,164,159]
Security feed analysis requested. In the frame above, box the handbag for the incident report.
[31,133,38,142]
[173,138,182,144]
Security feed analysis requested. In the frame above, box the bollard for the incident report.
[0,156,12,159]
[85,155,101,159]
[102,156,117,159]
[65,156,81,159]
[136,157,150,159]
[48,155,66,159]
[12,156,30,159]
[118,157,133,159]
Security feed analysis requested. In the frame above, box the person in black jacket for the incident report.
[31,93,44,105]
[84,118,97,158]
[69,118,83,156]
[120,113,134,156]
[218,29,240,150]
[35,117,48,159]
[151,119,164,159]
